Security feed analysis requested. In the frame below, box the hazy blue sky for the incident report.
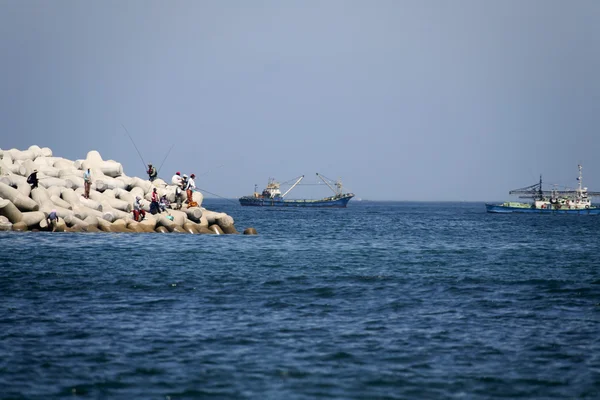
[1,0,599,201]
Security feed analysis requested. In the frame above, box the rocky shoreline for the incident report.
[0,145,254,234]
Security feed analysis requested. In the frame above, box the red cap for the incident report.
[191,173,196,178]
[176,172,180,175]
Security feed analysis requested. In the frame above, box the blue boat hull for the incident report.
[485,203,600,215]
[239,194,354,207]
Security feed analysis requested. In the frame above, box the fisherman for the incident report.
[133,196,146,221]
[147,163,157,181]
[27,169,39,189]
[46,209,59,232]
[150,187,160,214]
[171,171,182,186]
[159,194,171,213]
[185,173,196,207]
[83,168,92,199]
[174,185,183,210]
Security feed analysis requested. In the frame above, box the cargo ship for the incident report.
[239,173,354,207]
[485,165,600,214]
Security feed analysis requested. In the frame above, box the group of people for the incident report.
[22,163,198,226]
[171,171,197,209]
[131,170,197,222]
[133,189,173,221]
[146,165,197,204]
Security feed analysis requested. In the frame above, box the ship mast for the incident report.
[577,164,583,193]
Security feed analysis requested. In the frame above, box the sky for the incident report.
[1,0,599,201]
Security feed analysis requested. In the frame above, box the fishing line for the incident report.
[198,164,225,177]
[121,124,147,171]
[157,144,175,175]
[194,187,238,205]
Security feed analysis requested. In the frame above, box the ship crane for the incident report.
[316,173,345,196]
[281,175,304,198]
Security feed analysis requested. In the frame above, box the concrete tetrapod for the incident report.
[12,221,28,231]
[0,174,31,197]
[0,198,23,223]
[50,195,72,210]
[89,190,131,212]
[183,207,203,223]
[46,186,62,198]
[0,215,12,231]
[30,187,53,209]
[38,178,68,189]
[0,159,27,176]
[62,214,89,229]
[182,222,200,234]
[215,214,238,234]
[156,214,177,232]
[21,211,46,229]
[113,188,135,205]
[83,216,99,228]
[64,175,85,190]
[0,182,39,211]
[208,224,224,235]
[60,188,82,207]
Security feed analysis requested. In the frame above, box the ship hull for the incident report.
[239,194,354,207]
[485,203,600,215]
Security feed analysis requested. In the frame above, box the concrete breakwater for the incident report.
[0,145,255,234]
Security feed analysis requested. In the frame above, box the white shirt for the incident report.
[171,174,183,186]
[186,178,195,191]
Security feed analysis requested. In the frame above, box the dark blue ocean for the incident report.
[1,201,599,399]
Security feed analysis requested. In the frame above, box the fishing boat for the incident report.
[239,173,354,207]
[485,165,600,214]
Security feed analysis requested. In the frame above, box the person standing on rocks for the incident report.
[147,163,157,181]
[185,173,196,207]
[27,169,39,189]
[150,187,160,214]
[83,168,92,199]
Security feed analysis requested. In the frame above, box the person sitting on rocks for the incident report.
[133,196,146,222]
[147,163,157,181]
[27,169,39,189]
[159,194,171,213]
[150,188,160,214]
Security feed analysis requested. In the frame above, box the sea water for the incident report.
[1,201,599,399]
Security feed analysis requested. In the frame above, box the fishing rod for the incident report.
[157,143,175,175]
[121,124,147,172]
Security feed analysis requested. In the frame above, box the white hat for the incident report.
[183,174,188,178]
